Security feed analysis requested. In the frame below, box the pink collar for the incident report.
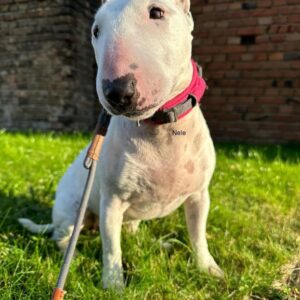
[147,60,207,124]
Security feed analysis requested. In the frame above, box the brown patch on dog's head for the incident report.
[129,63,139,70]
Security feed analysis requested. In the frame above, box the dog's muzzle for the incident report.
[102,74,139,114]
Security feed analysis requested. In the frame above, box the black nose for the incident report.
[102,74,137,112]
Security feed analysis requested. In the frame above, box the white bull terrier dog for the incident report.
[19,0,224,288]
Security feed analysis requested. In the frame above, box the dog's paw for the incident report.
[102,268,124,290]
[207,263,224,278]
[197,255,224,279]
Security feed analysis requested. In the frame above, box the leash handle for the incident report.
[84,110,111,169]
[51,288,64,300]
[51,110,111,300]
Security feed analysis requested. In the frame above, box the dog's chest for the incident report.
[122,156,204,220]
[100,109,214,220]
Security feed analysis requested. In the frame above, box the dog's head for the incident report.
[92,0,194,120]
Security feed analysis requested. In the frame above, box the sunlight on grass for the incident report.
[0,132,299,299]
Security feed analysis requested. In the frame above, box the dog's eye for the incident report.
[93,25,100,39]
[150,7,164,19]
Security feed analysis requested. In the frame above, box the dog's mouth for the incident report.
[123,104,158,118]
[105,103,159,120]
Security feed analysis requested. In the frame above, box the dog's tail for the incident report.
[18,218,54,234]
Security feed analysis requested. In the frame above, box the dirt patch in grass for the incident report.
[272,247,300,299]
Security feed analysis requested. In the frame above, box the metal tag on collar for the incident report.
[136,120,141,127]
[169,107,178,123]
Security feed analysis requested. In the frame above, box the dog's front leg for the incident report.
[100,196,129,289]
[184,190,224,278]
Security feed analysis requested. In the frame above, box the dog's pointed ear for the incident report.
[177,0,191,13]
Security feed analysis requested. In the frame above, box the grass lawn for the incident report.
[0,131,299,300]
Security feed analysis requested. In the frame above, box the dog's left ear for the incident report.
[177,0,190,13]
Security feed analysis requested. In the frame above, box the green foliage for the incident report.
[0,132,299,299]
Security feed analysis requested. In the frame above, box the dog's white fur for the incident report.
[19,0,223,288]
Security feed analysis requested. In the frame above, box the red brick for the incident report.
[234,62,259,70]
[213,54,226,62]
[203,5,214,13]
[258,0,272,8]
[238,27,266,35]
[278,25,292,33]
[191,2,299,143]
[229,3,241,10]
[249,44,276,52]
[229,18,257,27]
[273,0,287,6]
[286,33,300,41]
[253,7,279,16]
[256,35,270,43]
[258,17,273,25]
[241,53,254,61]
[208,62,233,70]
[270,34,286,43]
[223,45,248,53]
[287,15,300,23]
[254,53,268,60]
[292,61,300,69]
[227,54,242,62]
[227,37,240,45]
[269,52,284,60]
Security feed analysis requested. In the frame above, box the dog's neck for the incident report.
[119,103,203,144]
[168,61,194,101]
[143,60,206,125]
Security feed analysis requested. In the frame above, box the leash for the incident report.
[51,110,111,300]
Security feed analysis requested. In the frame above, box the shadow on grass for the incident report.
[0,191,52,232]
[0,189,104,259]
[0,190,57,256]
[216,143,300,163]
[0,130,91,139]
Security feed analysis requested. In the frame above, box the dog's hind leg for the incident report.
[51,210,96,252]
[184,190,224,278]
[51,221,76,252]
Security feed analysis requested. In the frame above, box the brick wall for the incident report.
[0,0,99,131]
[192,0,300,143]
[1,1,299,143]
